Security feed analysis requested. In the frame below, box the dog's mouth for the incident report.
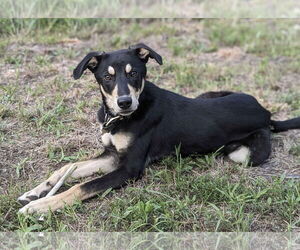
[119,109,135,116]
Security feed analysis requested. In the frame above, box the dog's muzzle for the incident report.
[117,96,132,110]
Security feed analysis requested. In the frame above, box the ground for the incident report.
[0,19,299,232]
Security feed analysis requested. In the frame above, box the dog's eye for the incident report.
[130,71,137,77]
[104,75,112,81]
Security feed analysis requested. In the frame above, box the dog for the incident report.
[18,43,300,213]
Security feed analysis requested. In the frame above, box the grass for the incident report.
[0,19,299,232]
[204,19,300,58]
[1,154,300,232]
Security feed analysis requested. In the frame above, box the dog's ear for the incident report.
[129,43,163,65]
[73,52,103,80]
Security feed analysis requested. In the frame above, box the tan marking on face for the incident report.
[127,80,145,111]
[100,84,119,115]
[125,64,132,73]
[111,132,133,152]
[140,78,145,94]
[100,85,108,97]
[128,84,138,98]
[100,84,118,98]
[139,48,150,59]
[111,84,118,98]
[108,66,115,75]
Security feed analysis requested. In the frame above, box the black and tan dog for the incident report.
[19,43,300,213]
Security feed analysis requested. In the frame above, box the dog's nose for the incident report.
[117,96,132,109]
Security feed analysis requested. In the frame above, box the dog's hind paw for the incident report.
[228,146,250,163]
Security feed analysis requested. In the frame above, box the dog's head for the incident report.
[73,43,162,116]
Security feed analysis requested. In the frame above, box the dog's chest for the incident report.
[101,131,133,152]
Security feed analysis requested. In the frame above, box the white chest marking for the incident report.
[101,132,133,152]
[111,132,133,152]
[101,133,112,147]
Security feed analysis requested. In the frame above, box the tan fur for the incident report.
[140,78,145,94]
[127,84,139,107]
[18,156,118,204]
[100,85,119,115]
[18,151,121,213]
[139,48,150,59]
[108,66,115,75]
[88,57,98,68]
[128,78,145,97]
[19,183,92,213]
[111,132,133,152]
[71,157,118,178]
[100,132,133,153]
[125,64,132,73]
[99,74,145,115]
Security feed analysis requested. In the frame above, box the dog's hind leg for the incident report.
[18,148,118,206]
[225,128,271,166]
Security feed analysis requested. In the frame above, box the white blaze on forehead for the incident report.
[108,66,115,75]
[125,64,132,73]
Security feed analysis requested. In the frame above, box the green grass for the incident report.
[203,19,300,58]
[0,18,299,232]
[1,153,299,232]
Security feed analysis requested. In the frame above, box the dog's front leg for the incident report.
[19,134,151,214]
[18,148,118,206]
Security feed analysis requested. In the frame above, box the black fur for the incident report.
[271,117,300,132]
[74,44,300,196]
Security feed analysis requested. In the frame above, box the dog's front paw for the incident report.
[18,190,40,206]
[18,183,51,206]
[19,184,82,214]
[18,196,58,214]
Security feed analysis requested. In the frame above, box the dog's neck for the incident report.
[101,99,123,134]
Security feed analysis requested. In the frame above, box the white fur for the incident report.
[228,146,250,163]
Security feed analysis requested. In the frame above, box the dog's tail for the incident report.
[271,117,300,133]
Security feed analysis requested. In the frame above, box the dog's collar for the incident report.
[102,113,124,134]
[101,105,126,134]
